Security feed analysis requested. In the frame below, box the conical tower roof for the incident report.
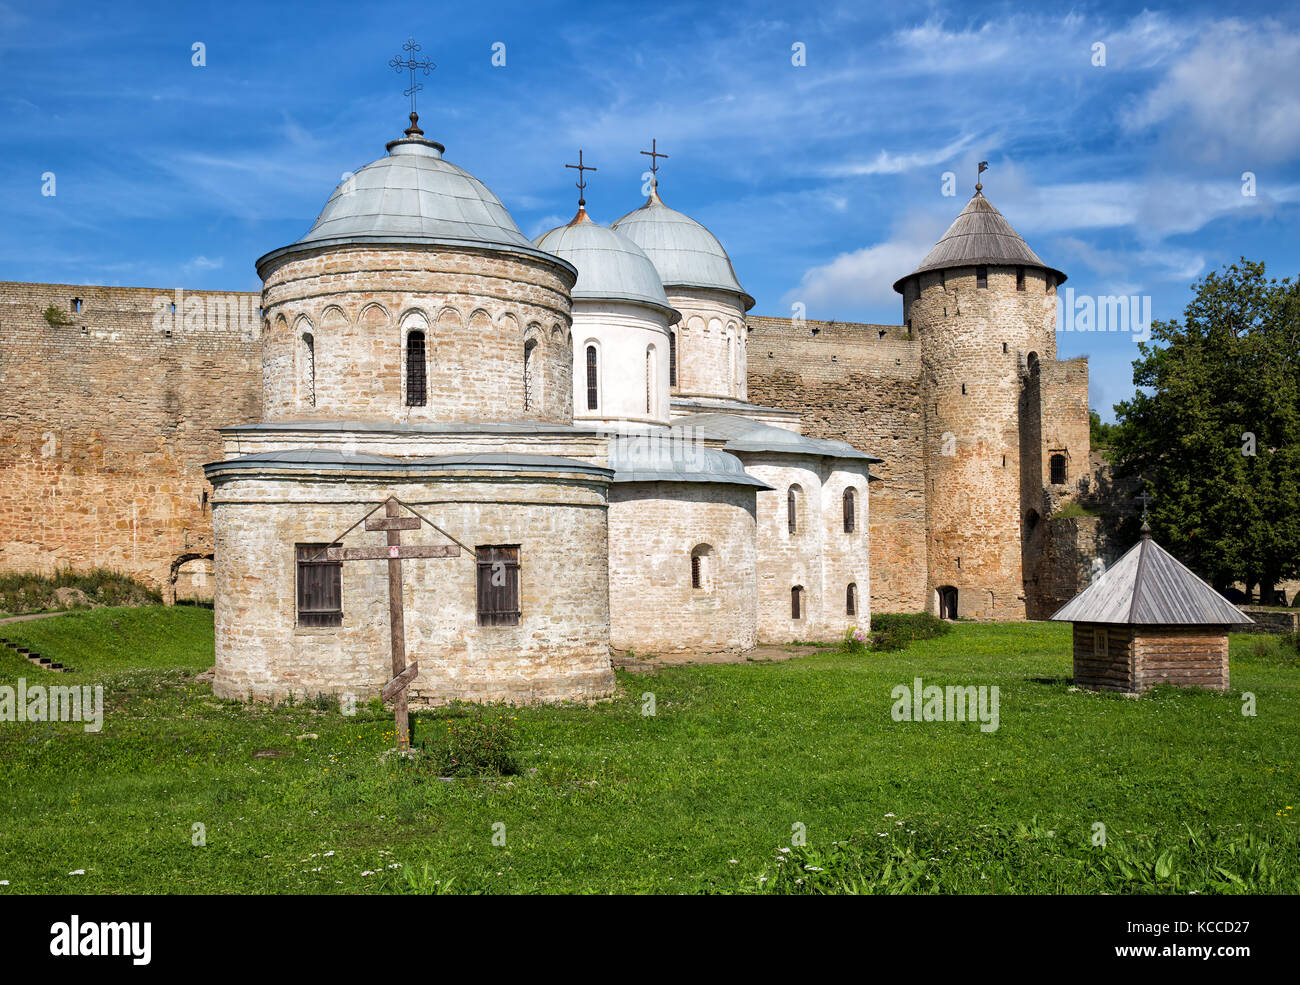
[892,190,1066,293]
[1049,526,1253,626]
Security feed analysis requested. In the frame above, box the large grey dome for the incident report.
[535,209,678,320]
[612,188,754,310]
[257,132,569,277]
[892,191,1066,293]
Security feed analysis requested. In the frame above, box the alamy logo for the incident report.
[1055,288,1152,342]
[150,288,259,336]
[890,677,1000,732]
[50,915,151,965]
[0,679,103,733]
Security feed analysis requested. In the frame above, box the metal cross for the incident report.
[641,138,669,181]
[389,36,435,116]
[1139,490,1150,521]
[566,149,597,207]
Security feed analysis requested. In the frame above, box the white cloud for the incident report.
[1124,20,1300,164]
[824,133,979,177]
[184,255,224,272]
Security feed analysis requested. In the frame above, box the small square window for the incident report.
[477,545,521,626]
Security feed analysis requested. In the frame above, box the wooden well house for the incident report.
[1049,524,1253,693]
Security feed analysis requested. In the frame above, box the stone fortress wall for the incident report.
[2,280,1094,619]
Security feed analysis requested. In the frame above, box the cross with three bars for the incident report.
[319,497,467,751]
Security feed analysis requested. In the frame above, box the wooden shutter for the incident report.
[296,544,342,627]
[476,545,521,626]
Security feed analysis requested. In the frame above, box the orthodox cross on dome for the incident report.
[389,36,435,137]
[566,149,597,208]
[641,138,668,187]
[976,160,988,193]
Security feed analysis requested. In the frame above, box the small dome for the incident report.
[535,209,678,320]
[893,191,1066,293]
[612,188,754,310]
[257,131,568,277]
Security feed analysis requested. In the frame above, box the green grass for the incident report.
[0,609,1296,894]
[0,569,160,617]
[1053,502,1101,519]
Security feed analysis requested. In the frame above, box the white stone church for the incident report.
[205,113,878,705]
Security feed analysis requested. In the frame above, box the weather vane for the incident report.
[976,160,988,193]
[389,36,435,134]
[566,149,597,208]
[641,138,668,187]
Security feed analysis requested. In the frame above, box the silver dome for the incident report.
[257,133,571,277]
[535,209,678,320]
[612,187,754,310]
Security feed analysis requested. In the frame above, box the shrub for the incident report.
[868,612,951,652]
[0,568,160,614]
[42,304,72,327]
[1249,632,1300,666]
[839,626,869,655]
[419,705,519,777]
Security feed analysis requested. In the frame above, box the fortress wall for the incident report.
[746,315,928,613]
[0,282,263,593]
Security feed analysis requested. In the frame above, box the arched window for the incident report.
[791,586,804,620]
[843,488,856,533]
[71,297,82,314]
[523,338,538,411]
[300,332,316,407]
[669,330,677,388]
[585,345,598,410]
[846,583,857,616]
[405,330,427,406]
[787,485,800,535]
[645,345,655,415]
[1050,453,1067,485]
[690,544,713,591]
[726,335,733,388]
[1027,351,1040,376]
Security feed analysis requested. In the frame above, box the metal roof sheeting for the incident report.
[671,413,882,463]
[612,188,755,310]
[1050,530,1254,626]
[535,211,678,318]
[204,448,612,477]
[256,137,570,276]
[892,191,1066,293]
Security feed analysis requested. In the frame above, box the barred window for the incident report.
[406,331,427,406]
[296,544,342,627]
[1050,453,1067,485]
[843,488,856,533]
[476,545,520,626]
[301,333,316,407]
[846,583,857,616]
[669,330,677,387]
[585,345,598,410]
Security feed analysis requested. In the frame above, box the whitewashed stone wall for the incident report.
[742,455,871,643]
[208,466,614,705]
[607,481,758,656]
[571,300,673,426]
[669,288,749,401]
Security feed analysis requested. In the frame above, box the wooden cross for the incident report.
[641,139,668,180]
[322,497,464,752]
[565,149,596,208]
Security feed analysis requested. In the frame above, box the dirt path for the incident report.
[0,610,72,625]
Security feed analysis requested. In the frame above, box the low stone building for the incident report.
[1050,524,1254,693]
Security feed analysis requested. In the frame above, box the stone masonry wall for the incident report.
[607,482,758,656]
[0,281,262,593]
[747,315,927,614]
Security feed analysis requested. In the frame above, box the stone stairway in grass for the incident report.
[0,637,70,673]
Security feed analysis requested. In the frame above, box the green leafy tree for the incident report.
[1111,260,1300,597]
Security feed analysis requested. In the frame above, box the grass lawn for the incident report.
[0,607,1296,894]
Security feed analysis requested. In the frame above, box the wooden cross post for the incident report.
[325,497,460,752]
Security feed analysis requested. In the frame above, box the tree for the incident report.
[1089,409,1117,450]
[1111,260,1300,597]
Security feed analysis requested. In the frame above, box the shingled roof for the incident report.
[1049,526,1253,626]
[892,191,1066,293]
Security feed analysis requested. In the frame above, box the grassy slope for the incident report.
[0,610,1295,894]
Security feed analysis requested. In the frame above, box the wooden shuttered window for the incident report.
[296,543,342,627]
[476,545,521,626]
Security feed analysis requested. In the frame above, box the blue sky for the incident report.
[4,0,1299,419]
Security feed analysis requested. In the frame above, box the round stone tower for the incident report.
[612,182,754,403]
[894,188,1066,620]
